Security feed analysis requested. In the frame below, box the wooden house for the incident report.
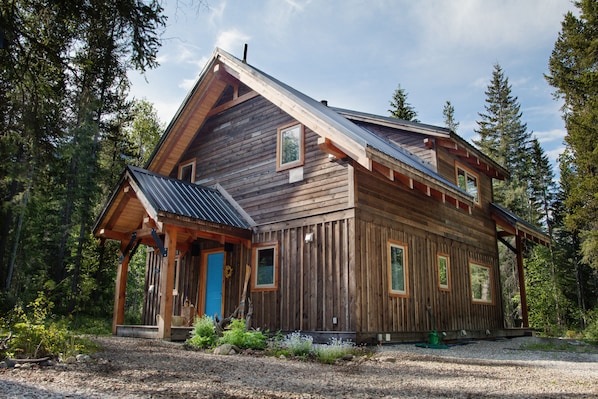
[93,48,549,343]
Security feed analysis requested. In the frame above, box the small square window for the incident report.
[470,262,493,303]
[277,124,304,171]
[387,240,409,297]
[437,254,450,291]
[252,243,278,291]
[456,165,479,204]
[178,159,196,183]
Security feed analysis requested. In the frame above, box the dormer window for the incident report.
[178,159,196,183]
[276,123,304,171]
[456,164,479,205]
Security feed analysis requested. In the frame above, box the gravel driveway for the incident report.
[1,335,597,398]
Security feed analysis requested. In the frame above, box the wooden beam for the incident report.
[516,235,529,328]
[317,137,348,160]
[372,160,394,181]
[112,241,131,335]
[157,227,178,339]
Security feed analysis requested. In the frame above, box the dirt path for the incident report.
[1,336,597,398]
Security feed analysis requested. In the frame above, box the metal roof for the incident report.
[127,166,251,230]
[490,202,550,246]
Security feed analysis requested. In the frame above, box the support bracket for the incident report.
[152,229,168,257]
[497,235,518,254]
[119,232,137,263]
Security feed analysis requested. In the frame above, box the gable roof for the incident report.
[146,47,497,212]
[93,165,252,244]
[127,166,251,229]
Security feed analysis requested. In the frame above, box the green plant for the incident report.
[282,331,313,357]
[218,318,267,350]
[313,337,358,364]
[1,293,97,360]
[582,313,598,345]
[185,315,217,349]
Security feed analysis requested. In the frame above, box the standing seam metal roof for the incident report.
[127,165,251,230]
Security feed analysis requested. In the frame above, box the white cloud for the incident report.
[534,129,566,145]
[215,29,251,53]
[208,1,226,27]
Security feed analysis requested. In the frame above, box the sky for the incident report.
[128,0,575,170]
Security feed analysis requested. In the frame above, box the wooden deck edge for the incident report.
[116,325,193,341]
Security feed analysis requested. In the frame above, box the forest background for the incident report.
[0,0,597,341]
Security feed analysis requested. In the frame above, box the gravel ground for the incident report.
[1,335,597,398]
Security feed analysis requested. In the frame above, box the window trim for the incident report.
[178,158,196,183]
[437,253,450,291]
[387,239,409,298]
[469,261,494,304]
[276,123,305,171]
[455,162,480,205]
[252,242,279,292]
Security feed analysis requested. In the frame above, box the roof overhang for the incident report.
[491,203,551,247]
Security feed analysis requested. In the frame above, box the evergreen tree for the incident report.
[546,0,598,273]
[474,64,533,215]
[442,100,459,132]
[388,84,419,122]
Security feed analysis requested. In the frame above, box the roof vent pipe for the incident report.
[243,43,248,63]
[321,100,328,106]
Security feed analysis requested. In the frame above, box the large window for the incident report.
[437,253,450,291]
[276,123,304,171]
[470,262,493,303]
[387,240,409,297]
[252,243,278,291]
[456,164,479,204]
[178,159,196,183]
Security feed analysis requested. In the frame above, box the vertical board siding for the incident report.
[179,96,351,225]
[354,168,503,335]
[250,217,354,333]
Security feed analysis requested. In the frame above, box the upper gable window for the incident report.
[276,123,304,171]
[178,159,196,183]
[456,164,479,204]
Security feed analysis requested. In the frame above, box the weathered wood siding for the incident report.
[251,212,355,333]
[353,166,503,335]
[142,240,251,325]
[179,95,351,225]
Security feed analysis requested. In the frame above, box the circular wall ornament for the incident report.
[224,265,233,279]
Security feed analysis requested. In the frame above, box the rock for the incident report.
[76,354,91,363]
[213,344,240,355]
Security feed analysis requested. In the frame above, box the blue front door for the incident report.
[205,252,224,319]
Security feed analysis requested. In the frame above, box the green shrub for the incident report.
[282,331,313,357]
[313,337,357,364]
[218,318,267,350]
[1,293,97,360]
[185,315,217,349]
[583,314,598,345]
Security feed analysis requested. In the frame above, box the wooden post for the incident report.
[112,243,130,335]
[515,234,529,328]
[157,228,177,339]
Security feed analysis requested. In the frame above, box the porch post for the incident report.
[112,243,130,335]
[515,234,529,328]
[157,227,177,339]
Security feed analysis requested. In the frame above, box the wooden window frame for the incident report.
[178,158,196,183]
[276,123,305,171]
[455,162,480,205]
[252,242,278,292]
[469,261,494,304]
[387,239,409,298]
[437,253,450,291]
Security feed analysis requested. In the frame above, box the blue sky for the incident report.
[128,0,573,169]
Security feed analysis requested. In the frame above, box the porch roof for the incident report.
[490,202,551,246]
[127,166,251,229]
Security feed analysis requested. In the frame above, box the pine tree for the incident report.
[474,64,533,215]
[388,84,419,122]
[442,100,459,132]
[546,0,598,273]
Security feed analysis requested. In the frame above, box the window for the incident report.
[178,159,196,183]
[456,164,479,204]
[387,240,409,297]
[437,254,450,291]
[276,123,304,171]
[252,243,278,291]
[470,262,493,303]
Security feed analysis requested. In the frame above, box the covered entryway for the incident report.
[93,166,254,339]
